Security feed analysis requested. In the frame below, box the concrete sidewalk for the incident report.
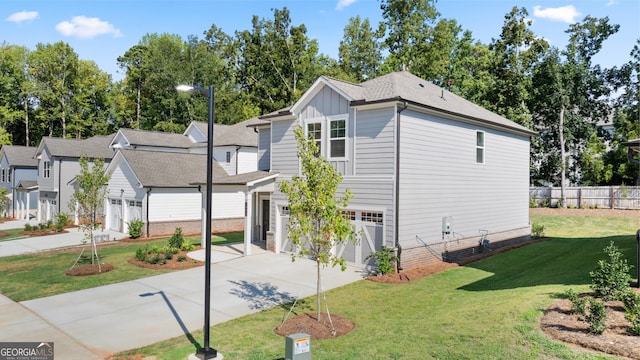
[6,252,365,359]
[0,220,127,258]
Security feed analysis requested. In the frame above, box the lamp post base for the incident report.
[188,349,223,360]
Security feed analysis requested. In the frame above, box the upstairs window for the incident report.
[43,161,51,178]
[476,131,485,164]
[226,151,231,163]
[7,169,11,182]
[329,119,346,158]
[307,123,322,155]
[1,168,5,182]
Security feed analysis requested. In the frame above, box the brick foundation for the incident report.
[145,217,245,237]
[399,226,532,270]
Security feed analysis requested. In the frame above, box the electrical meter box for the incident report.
[285,333,311,360]
[442,216,452,235]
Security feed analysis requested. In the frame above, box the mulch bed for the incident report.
[541,289,640,360]
[66,263,115,276]
[274,312,355,339]
[127,248,204,270]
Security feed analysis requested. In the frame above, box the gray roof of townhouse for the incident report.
[263,71,535,136]
[193,118,260,147]
[119,149,275,187]
[117,128,196,149]
[38,134,116,159]
[0,145,38,167]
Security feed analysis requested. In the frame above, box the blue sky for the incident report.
[3,0,639,82]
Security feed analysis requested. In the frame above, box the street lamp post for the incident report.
[177,84,218,359]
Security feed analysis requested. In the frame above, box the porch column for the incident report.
[244,190,252,256]
[25,192,31,220]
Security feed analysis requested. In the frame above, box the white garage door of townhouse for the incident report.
[109,199,122,232]
[277,207,384,267]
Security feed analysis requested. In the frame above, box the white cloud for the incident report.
[6,11,39,23]
[606,0,618,6]
[336,0,357,11]
[532,5,582,24]
[55,16,123,39]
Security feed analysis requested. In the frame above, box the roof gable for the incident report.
[0,145,37,167]
[36,134,116,160]
[290,76,356,115]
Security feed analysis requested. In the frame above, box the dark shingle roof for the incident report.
[0,145,37,167]
[326,71,534,135]
[118,128,195,149]
[193,118,259,147]
[40,134,116,159]
[118,149,230,187]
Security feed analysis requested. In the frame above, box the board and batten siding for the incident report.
[299,86,350,119]
[398,109,530,248]
[258,128,271,171]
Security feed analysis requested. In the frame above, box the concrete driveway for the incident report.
[4,249,365,359]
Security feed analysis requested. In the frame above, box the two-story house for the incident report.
[0,145,38,219]
[34,135,115,223]
[256,71,536,268]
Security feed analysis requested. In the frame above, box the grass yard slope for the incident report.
[112,209,639,360]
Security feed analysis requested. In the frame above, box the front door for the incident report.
[261,199,270,241]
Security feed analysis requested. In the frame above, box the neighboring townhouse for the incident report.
[104,149,276,245]
[256,71,536,268]
[622,138,640,185]
[0,145,38,219]
[184,118,261,175]
[34,135,115,223]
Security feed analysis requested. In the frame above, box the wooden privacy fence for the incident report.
[529,186,640,210]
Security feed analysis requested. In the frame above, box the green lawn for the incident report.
[0,228,28,242]
[114,212,639,360]
[0,232,242,302]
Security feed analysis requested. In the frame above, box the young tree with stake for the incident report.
[279,126,357,323]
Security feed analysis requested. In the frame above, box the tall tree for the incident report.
[488,7,548,128]
[237,7,322,115]
[0,44,30,145]
[338,16,382,82]
[279,126,357,324]
[378,0,439,73]
[530,17,619,199]
[68,60,113,138]
[117,44,147,129]
[28,41,79,137]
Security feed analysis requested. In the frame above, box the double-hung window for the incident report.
[43,161,51,178]
[329,119,346,158]
[476,131,485,164]
[307,123,322,155]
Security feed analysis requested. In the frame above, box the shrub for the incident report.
[135,246,147,261]
[54,213,69,232]
[529,196,538,208]
[365,245,398,275]
[620,289,640,336]
[589,241,632,300]
[128,219,144,239]
[565,288,587,316]
[168,227,185,250]
[585,298,607,335]
[531,223,545,239]
[24,223,32,231]
[177,255,187,262]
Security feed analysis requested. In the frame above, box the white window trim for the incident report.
[476,130,485,164]
[327,115,348,160]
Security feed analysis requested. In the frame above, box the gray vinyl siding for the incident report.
[37,150,55,191]
[354,108,395,176]
[13,168,39,210]
[59,159,82,215]
[270,119,298,175]
[342,177,395,247]
[258,128,271,171]
[397,110,530,246]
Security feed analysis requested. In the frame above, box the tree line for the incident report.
[0,0,638,186]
